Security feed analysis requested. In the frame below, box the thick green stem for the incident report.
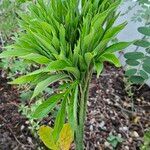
[75,71,92,150]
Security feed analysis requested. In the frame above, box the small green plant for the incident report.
[141,130,150,150]
[107,134,123,149]
[18,98,43,137]
[0,0,131,149]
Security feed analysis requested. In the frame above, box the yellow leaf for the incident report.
[38,125,59,150]
[57,123,74,150]
[133,116,140,124]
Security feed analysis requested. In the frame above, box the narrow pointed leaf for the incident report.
[32,74,68,99]
[32,93,64,119]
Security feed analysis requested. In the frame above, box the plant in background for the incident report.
[0,0,132,149]
[0,0,32,40]
[18,98,43,137]
[125,27,150,84]
[107,134,123,149]
[123,0,150,85]
[141,130,150,150]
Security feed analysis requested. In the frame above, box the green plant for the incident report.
[18,98,43,137]
[0,0,32,40]
[141,130,150,150]
[0,0,131,149]
[107,134,123,149]
[124,0,150,85]
[125,26,150,84]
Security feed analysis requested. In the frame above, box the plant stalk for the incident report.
[75,71,92,150]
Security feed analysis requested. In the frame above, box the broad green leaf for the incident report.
[138,27,150,36]
[126,60,140,66]
[57,123,74,150]
[32,93,63,119]
[105,42,133,53]
[146,48,150,54]
[143,63,150,74]
[139,70,149,80]
[32,74,68,99]
[125,69,137,76]
[124,52,144,60]
[21,53,50,64]
[38,126,59,150]
[52,98,66,141]
[129,76,145,84]
[143,57,150,64]
[101,53,121,67]
[134,40,150,48]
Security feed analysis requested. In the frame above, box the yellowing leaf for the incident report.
[38,125,59,150]
[133,116,141,124]
[57,123,74,150]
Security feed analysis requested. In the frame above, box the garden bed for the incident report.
[0,65,150,150]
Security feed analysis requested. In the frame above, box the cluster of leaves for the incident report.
[18,98,43,137]
[0,0,130,149]
[141,130,150,150]
[0,0,33,79]
[125,26,150,84]
[0,0,32,40]
[128,0,150,23]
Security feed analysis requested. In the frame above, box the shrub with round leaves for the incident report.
[125,26,150,85]
[0,0,131,149]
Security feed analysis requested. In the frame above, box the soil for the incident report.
[0,70,39,150]
[0,65,150,150]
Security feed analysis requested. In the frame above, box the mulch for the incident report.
[0,65,150,150]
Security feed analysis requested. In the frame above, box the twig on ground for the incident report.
[0,115,34,149]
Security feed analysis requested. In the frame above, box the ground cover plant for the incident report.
[0,0,133,149]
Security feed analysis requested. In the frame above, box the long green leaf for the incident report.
[32,93,64,119]
[52,98,66,141]
[32,74,68,99]
[105,41,133,53]
[20,53,50,64]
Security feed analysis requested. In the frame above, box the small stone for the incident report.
[119,126,128,132]
[118,133,122,138]
[25,121,29,124]
[132,131,139,138]
[125,146,129,150]
[128,138,133,143]
[87,101,91,106]
[27,137,33,144]
[21,125,25,131]
[99,121,105,128]
[104,141,110,147]
[90,118,96,124]
[90,125,93,131]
